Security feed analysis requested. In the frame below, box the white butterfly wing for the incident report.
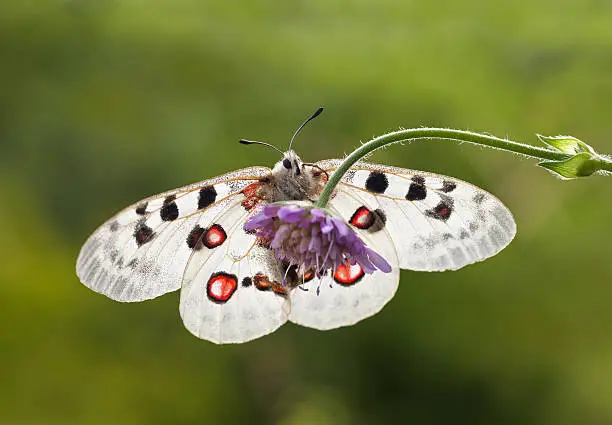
[317,160,516,271]
[179,202,290,343]
[78,154,517,343]
[76,167,270,302]
[288,194,400,330]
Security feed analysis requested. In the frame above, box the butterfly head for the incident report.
[239,107,326,200]
[240,107,323,180]
[274,150,304,178]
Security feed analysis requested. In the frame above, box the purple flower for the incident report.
[244,203,392,280]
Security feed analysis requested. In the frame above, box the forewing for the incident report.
[76,167,270,302]
[288,196,400,330]
[317,159,516,271]
[179,206,290,343]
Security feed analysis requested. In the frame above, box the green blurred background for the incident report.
[1,1,611,424]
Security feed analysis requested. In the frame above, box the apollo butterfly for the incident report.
[76,109,515,343]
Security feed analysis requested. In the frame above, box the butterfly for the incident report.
[76,109,516,344]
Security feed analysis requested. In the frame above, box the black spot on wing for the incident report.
[133,221,155,246]
[412,175,425,185]
[406,181,427,201]
[198,186,217,210]
[186,225,206,250]
[109,221,119,232]
[369,209,387,232]
[425,199,454,222]
[365,172,388,194]
[442,180,457,193]
[109,249,119,263]
[473,193,486,204]
[241,277,253,287]
[283,264,299,285]
[160,195,179,221]
[136,202,148,215]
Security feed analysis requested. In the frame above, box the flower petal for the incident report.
[245,203,392,279]
[364,247,392,273]
[310,208,326,219]
[262,204,281,217]
[243,213,270,231]
[331,218,350,238]
[320,219,334,234]
[271,224,291,249]
[278,205,306,223]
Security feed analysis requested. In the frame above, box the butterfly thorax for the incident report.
[259,151,327,202]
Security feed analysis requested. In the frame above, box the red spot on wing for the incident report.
[254,273,272,290]
[241,182,264,211]
[349,206,374,229]
[133,222,155,246]
[242,197,262,211]
[271,282,288,296]
[242,182,261,197]
[203,224,227,248]
[426,200,453,221]
[302,269,315,283]
[253,273,287,296]
[207,272,238,303]
[333,262,365,286]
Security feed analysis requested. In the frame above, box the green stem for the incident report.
[315,128,612,208]
[598,157,612,173]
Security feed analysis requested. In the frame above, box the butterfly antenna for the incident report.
[288,106,324,151]
[239,139,285,156]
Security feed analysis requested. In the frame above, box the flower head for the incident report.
[244,203,392,280]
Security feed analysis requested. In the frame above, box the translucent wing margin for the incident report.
[76,167,271,302]
[317,159,516,271]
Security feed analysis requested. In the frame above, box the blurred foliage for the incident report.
[1,0,611,424]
